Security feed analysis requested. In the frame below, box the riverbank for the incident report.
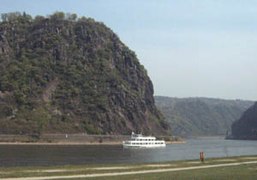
[0,141,186,145]
[1,155,257,179]
[0,134,185,145]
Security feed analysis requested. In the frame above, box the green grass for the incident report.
[88,164,257,180]
[0,155,257,179]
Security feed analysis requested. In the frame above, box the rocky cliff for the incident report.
[0,12,169,135]
[230,102,257,140]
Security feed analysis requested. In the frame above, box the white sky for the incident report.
[1,0,257,100]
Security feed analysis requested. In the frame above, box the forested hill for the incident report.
[0,12,170,135]
[155,96,253,137]
[230,102,257,140]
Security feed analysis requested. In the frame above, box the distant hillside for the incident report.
[155,96,253,137]
[0,12,170,135]
[230,102,257,140]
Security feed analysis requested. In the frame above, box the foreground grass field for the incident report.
[0,156,257,179]
[89,164,257,180]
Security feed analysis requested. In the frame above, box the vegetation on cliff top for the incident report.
[155,96,253,137]
[0,12,170,135]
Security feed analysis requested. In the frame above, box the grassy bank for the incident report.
[0,156,257,179]
[95,163,257,180]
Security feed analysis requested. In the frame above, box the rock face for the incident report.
[0,12,169,135]
[231,102,257,140]
[155,96,253,137]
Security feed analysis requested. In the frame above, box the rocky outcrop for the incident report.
[0,12,170,135]
[230,102,257,140]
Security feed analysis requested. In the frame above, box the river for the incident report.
[0,137,257,167]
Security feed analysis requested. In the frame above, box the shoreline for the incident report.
[0,133,185,145]
[0,140,186,146]
[0,141,122,145]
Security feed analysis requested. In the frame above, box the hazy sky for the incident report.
[1,0,257,100]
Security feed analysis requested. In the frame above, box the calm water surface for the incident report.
[0,137,257,167]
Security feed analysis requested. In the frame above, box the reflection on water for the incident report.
[0,137,257,167]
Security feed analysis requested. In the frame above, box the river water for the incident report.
[0,137,257,167]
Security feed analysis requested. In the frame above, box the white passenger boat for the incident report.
[123,132,166,148]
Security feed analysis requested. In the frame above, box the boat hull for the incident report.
[122,141,166,148]
[123,143,166,148]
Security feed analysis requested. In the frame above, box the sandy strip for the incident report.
[215,159,237,162]
[0,142,122,145]
[3,161,257,180]
[186,161,201,164]
[0,141,185,146]
[92,167,131,170]
[2,166,132,174]
[145,164,173,167]
[24,169,70,173]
